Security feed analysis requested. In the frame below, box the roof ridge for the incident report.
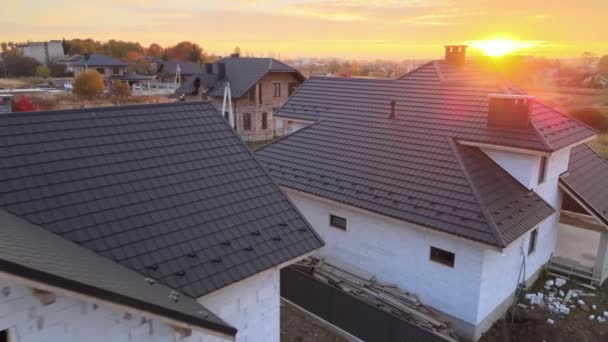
[0,101,211,119]
[255,121,323,152]
[448,138,506,247]
[395,60,435,80]
[432,61,446,83]
[532,98,600,136]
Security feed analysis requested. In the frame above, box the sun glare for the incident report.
[469,39,531,57]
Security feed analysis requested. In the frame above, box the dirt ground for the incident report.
[480,272,608,342]
[281,302,348,342]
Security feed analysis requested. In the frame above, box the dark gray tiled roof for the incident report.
[257,118,553,247]
[158,61,203,75]
[71,54,129,67]
[0,102,323,299]
[255,60,594,247]
[177,58,300,98]
[176,73,219,95]
[0,209,235,336]
[560,145,608,226]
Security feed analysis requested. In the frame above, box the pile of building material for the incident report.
[293,257,459,341]
[522,276,608,324]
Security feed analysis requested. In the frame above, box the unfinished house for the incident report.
[257,46,607,340]
[0,102,323,342]
[156,60,202,83]
[176,55,304,142]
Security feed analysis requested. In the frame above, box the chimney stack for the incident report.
[389,100,396,119]
[444,45,467,66]
[487,94,534,129]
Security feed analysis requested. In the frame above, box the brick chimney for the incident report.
[444,45,467,66]
[487,94,534,129]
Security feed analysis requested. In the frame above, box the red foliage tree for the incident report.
[12,96,36,112]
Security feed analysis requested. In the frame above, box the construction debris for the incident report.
[293,257,458,341]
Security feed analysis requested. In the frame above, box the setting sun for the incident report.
[469,39,535,57]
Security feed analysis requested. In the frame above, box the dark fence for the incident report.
[281,267,452,342]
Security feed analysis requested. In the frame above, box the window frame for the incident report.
[538,156,548,184]
[329,214,347,230]
[258,83,263,104]
[273,82,281,97]
[243,113,252,131]
[95,67,105,75]
[528,228,538,255]
[112,67,120,75]
[429,246,455,268]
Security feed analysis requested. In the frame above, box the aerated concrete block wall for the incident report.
[198,267,281,342]
[0,277,217,342]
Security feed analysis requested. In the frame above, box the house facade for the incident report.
[0,102,323,342]
[257,46,606,340]
[70,53,129,86]
[15,41,64,65]
[176,55,304,142]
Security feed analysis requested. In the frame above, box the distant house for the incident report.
[15,40,65,65]
[0,102,323,342]
[257,46,607,341]
[70,53,130,86]
[176,54,305,141]
[156,60,202,83]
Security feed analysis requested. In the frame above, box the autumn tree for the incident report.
[36,65,51,78]
[0,52,40,77]
[167,41,204,62]
[147,43,164,58]
[12,96,36,112]
[111,80,131,98]
[73,70,105,99]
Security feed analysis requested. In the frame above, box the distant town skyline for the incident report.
[1,0,607,60]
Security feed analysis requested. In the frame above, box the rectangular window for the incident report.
[528,229,538,255]
[261,112,268,130]
[430,246,455,268]
[538,156,548,184]
[112,67,120,75]
[329,214,346,230]
[96,67,105,75]
[243,113,252,131]
[273,82,281,97]
[258,83,263,104]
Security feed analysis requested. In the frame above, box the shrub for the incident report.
[73,70,105,99]
[569,107,608,132]
[35,65,51,78]
[111,80,131,98]
[12,96,36,112]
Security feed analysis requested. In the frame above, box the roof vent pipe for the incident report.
[389,100,396,119]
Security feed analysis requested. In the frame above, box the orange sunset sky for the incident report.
[1,0,607,59]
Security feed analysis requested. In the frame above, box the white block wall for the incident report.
[0,277,218,342]
[198,268,280,342]
[286,189,486,325]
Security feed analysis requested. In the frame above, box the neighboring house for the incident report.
[176,54,305,141]
[110,71,156,89]
[257,46,606,340]
[70,53,130,86]
[15,41,64,65]
[0,102,323,342]
[156,60,202,83]
[0,94,11,113]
